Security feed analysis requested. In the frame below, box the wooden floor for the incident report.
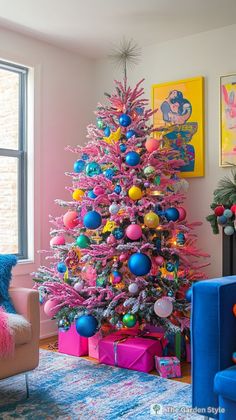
[40,336,191,384]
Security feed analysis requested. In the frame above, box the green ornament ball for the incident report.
[76,234,91,248]
[97,118,104,129]
[154,175,161,185]
[96,276,107,287]
[122,313,137,328]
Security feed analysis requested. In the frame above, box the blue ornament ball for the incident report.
[83,211,102,230]
[104,126,111,137]
[126,130,137,139]
[104,168,115,179]
[57,262,67,273]
[128,252,152,276]
[87,190,97,199]
[119,113,132,127]
[185,288,192,302]
[114,184,122,194]
[165,207,180,222]
[58,318,70,332]
[112,227,125,240]
[81,153,89,160]
[224,225,234,236]
[74,160,85,173]
[75,314,98,337]
[232,352,236,363]
[217,215,227,225]
[166,262,175,272]
[120,143,127,153]
[135,107,144,115]
[154,238,162,252]
[125,151,140,167]
[85,162,102,177]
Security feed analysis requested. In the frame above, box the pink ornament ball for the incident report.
[126,224,142,241]
[177,207,187,222]
[74,281,84,292]
[107,235,117,245]
[155,256,164,266]
[145,138,159,153]
[50,235,65,247]
[154,298,173,318]
[63,211,79,229]
[119,253,128,262]
[44,299,59,318]
[93,186,105,196]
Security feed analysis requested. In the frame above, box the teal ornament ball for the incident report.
[119,113,132,127]
[122,313,137,328]
[112,227,124,240]
[76,234,91,249]
[75,314,98,337]
[74,160,85,173]
[128,253,152,276]
[86,162,102,177]
[166,262,175,272]
[224,209,233,219]
[177,232,185,245]
[125,151,140,167]
[83,211,102,230]
[96,276,107,287]
[57,262,67,273]
[185,288,192,302]
[87,190,97,199]
[224,225,234,236]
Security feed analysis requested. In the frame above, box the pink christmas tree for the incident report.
[34,76,208,338]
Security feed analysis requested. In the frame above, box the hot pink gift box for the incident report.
[99,332,166,373]
[88,331,103,359]
[58,322,88,357]
[155,356,181,378]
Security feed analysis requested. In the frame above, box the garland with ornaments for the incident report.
[206,170,236,236]
[34,78,209,338]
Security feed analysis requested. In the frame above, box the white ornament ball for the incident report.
[128,283,139,294]
[109,203,120,214]
[74,280,84,292]
[154,298,173,318]
[224,225,234,236]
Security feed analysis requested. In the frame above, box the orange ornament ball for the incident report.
[145,138,159,153]
[233,304,236,317]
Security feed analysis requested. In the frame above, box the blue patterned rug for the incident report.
[0,350,200,419]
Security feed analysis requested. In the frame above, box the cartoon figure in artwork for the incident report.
[222,85,236,130]
[161,90,192,125]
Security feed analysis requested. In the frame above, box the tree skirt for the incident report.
[0,307,14,357]
[0,350,201,419]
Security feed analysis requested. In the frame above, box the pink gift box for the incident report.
[58,322,88,357]
[88,331,103,359]
[155,356,181,378]
[99,332,166,373]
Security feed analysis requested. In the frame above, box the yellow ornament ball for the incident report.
[144,211,159,228]
[128,186,143,201]
[72,189,84,201]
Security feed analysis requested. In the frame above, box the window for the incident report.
[0,61,28,259]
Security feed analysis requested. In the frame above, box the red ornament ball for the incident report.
[231,204,236,213]
[233,304,236,317]
[214,206,225,216]
[177,207,187,221]
[155,256,164,266]
[145,138,159,153]
[63,211,79,229]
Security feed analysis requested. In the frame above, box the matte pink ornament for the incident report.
[93,186,105,196]
[119,253,128,262]
[145,138,159,153]
[44,299,59,317]
[155,256,164,266]
[50,235,65,247]
[177,207,187,221]
[107,235,117,245]
[154,298,173,318]
[126,224,142,241]
[63,211,79,229]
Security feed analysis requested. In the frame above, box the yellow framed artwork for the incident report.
[152,76,204,178]
[220,74,236,166]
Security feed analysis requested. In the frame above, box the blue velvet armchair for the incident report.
[191,277,236,419]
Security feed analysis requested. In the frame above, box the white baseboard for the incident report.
[40,319,57,339]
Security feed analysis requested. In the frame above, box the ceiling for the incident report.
[0,0,235,58]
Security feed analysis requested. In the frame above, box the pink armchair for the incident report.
[0,288,40,393]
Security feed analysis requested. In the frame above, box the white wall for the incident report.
[0,26,95,337]
[94,24,236,280]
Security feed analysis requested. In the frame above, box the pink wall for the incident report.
[0,27,95,337]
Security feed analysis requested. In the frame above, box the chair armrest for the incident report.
[9,287,40,340]
[191,276,236,414]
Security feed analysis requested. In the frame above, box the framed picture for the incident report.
[220,74,236,167]
[152,76,204,178]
